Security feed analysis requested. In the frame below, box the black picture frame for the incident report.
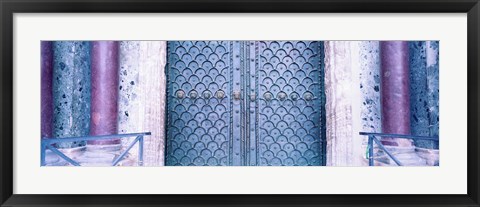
[1,0,479,206]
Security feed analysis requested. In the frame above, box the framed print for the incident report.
[1,0,479,206]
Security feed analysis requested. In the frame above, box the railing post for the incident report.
[111,135,142,166]
[368,135,374,166]
[139,135,144,166]
[41,141,46,166]
[372,137,403,166]
[360,132,437,166]
[46,145,81,166]
[40,132,150,167]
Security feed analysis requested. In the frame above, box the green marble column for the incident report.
[52,41,91,148]
[409,41,439,149]
[426,41,439,147]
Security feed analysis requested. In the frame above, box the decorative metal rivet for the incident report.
[203,91,212,99]
[176,90,185,99]
[250,93,256,102]
[216,90,225,99]
[291,93,298,101]
[233,91,241,101]
[189,90,198,99]
[304,92,313,101]
[277,92,287,101]
[264,92,273,101]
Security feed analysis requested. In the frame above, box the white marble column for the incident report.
[324,41,382,166]
[118,41,167,166]
[325,41,361,166]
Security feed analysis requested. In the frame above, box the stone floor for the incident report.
[44,146,138,166]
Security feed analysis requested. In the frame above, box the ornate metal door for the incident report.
[166,41,325,166]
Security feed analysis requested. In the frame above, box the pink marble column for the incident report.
[380,41,413,147]
[41,41,53,138]
[89,41,120,145]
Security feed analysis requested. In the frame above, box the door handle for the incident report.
[250,93,256,102]
[264,92,273,101]
[176,90,185,99]
[291,93,298,101]
[277,92,287,101]
[203,91,212,99]
[216,90,225,99]
[233,91,241,101]
[189,90,198,99]
[304,92,313,101]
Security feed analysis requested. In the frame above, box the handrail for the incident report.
[41,132,151,144]
[359,132,438,141]
[359,132,438,166]
[41,132,151,167]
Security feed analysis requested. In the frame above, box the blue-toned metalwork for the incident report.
[367,136,374,166]
[371,137,403,166]
[111,135,141,166]
[359,132,438,140]
[166,41,232,166]
[359,132,438,166]
[41,132,150,166]
[46,145,81,166]
[257,41,325,166]
[40,142,46,166]
[138,136,144,166]
[166,41,326,166]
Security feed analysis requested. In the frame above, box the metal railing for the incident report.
[41,132,151,166]
[359,132,438,166]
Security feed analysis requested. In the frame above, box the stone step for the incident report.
[374,146,428,166]
[43,144,137,166]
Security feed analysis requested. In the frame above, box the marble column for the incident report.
[52,41,91,149]
[324,41,365,166]
[359,41,382,136]
[88,41,120,146]
[118,41,167,166]
[414,41,440,165]
[41,41,53,138]
[379,41,426,166]
[426,41,439,144]
[409,41,430,146]
[380,41,413,147]
[409,41,440,149]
